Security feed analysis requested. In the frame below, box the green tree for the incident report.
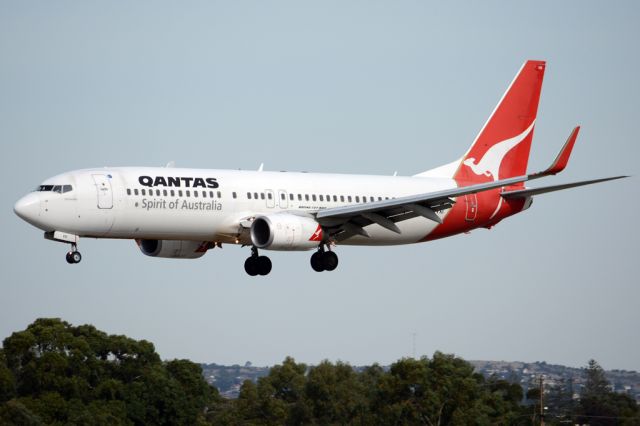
[0,318,215,425]
[577,359,640,426]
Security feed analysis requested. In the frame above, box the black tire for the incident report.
[66,252,74,264]
[244,257,259,276]
[322,251,338,271]
[310,251,325,272]
[257,256,272,276]
[71,252,82,264]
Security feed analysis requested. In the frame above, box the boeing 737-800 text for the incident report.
[14,61,626,275]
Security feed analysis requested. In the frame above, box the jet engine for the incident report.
[137,239,210,259]
[250,214,322,250]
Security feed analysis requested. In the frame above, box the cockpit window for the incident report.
[37,184,73,193]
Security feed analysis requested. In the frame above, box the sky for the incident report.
[1,1,638,371]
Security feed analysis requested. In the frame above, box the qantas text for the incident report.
[138,176,219,188]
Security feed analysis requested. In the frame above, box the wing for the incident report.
[316,174,532,240]
[501,176,627,199]
[315,126,625,240]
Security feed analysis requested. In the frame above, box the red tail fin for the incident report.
[454,60,545,185]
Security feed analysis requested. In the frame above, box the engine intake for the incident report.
[250,214,322,251]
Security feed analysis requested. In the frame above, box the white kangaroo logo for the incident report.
[463,121,535,181]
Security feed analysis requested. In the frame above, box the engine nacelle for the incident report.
[137,239,209,259]
[250,214,323,251]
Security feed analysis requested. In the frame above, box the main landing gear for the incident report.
[310,245,338,272]
[244,246,272,276]
[65,244,82,264]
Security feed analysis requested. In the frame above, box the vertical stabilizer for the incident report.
[454,60,545,184]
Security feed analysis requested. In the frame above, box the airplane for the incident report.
[13,60,626,276]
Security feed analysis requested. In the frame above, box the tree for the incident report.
[0,318,215,425]
[577,359,640,426]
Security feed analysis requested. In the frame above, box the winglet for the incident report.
[528,126,579,180]
[536,126,580,177]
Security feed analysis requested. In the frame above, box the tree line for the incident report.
[1,319,638,425]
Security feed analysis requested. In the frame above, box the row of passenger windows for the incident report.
[127,188,222,198]
[245,192,391,203]
[37,185,73,193]
[126,187,393,204]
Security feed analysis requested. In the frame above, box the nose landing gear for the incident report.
[65,244,82,264]
[244,246,272,276]
[310,245,338,272]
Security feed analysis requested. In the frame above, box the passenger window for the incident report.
[141,189,146,196]
[362,197,367,203]
[355,196,360,202]
[217,191,222,198]
[63,185,73,193]
[202,191,207,198]
[254,192,258,199]
[326,195,330,201]
[267,192,272,200]
[260,193,265,200]
[209,191,214,198]
[281,193,285,200]
[298,194,302,201]
[186,190,190,197]
[247,192,252,199]
[370,196,375,202]
[312,194,317,202]
[305,194,309,201]
[171,190,175,197]
[134,189,139,196]
[179,190,183,197]
[319,195,324,201]
[193,191,198,198]
[333,195,337,202]
[348,196,352,202]
[156,189,160,196]
[232,192,237,199]
[163,189,168,196]
[127,189,131,196]
[289,193,294,201]
[385,197,389,200]
[340,195,344,202]
[378,197,382,201]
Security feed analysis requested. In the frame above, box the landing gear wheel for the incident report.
[257,256,272,276]
[322,251,338,271]
[310,251,325,272]
[66,251,82,264]
[244,257,259,276]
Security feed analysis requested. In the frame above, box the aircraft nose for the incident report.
[14,193,41,223]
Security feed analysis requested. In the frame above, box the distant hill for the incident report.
[203,360,640,400]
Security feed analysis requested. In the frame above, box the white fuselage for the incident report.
[19,167,457,248]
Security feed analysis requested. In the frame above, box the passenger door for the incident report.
[464,194,477,221]
[92,174,113,209]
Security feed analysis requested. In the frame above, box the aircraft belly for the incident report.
[339,217,437,246]
[108,207,226,240]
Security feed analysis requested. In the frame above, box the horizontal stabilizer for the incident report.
[501,176,628,199]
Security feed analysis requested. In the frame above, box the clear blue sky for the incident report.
[1,1,638,370]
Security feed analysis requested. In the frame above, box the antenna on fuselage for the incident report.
[258,163,264,172]
[165,161,175,168]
